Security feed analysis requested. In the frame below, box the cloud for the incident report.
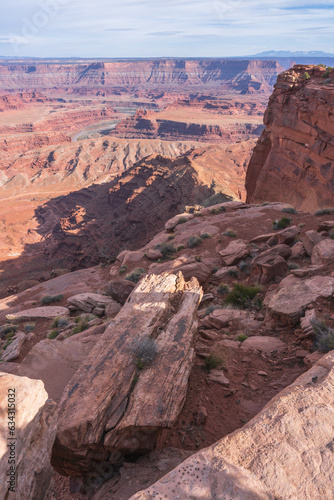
[147,31,184,36]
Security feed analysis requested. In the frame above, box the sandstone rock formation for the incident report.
[0,372,57,500]
[246,65,334,211]
[52,273,203,476]
[130,351,334,500]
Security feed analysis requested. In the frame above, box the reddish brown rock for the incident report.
[219,239,249,266]
[311,239,334,265]
[104,280,136,305]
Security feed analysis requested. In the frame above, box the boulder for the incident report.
[210,266,239,283]
[291,265,325,278]
[149,257,211,285]
[116,250,145,266]
[291,241,307,259]
[318,221,334,232]
[301,230,325,256]
[1,332,26,361]
[207,370,230,387]
[268,276,334,325]
[52,273,203,476]
[250,244,292,284]
[6,306,69,321]
[0,372,57,500]
[17,324,106,403]
[104,279,136,305]
[146,249,163,261]
[267,225,300,246]
[219,239,249,266]
[67,293,118,315]
[130,351,334,500]
[250,232,276,244]
[311,239,334,265]
[241,336,287,354]
[204,309,254,329]
[165,213,193,231]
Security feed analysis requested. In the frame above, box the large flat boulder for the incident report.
[52,273,203,476]
[149,257,211,285]
[241,336,287,354]
[219,239,249,266]
[311,239,334,266]
[130,351,334,500]
[0,372,57,500]
[6,306,69,321]
[1,332,26,362]
[67,293,119,316]
[268,275,334,325]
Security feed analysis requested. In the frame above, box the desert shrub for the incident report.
[70,317,89,336]
[222,229,237,238]
[195,255,202,262]
[125,268,146,283]
[288,262,300,270]
[200,233,211,239]
[119,265,127,275]
[227,268,239,278]
[237,334,248,342]
[314,208,334,216]
[273,217,291,230]
[51,317,69,329]
[217,284,230,295]
[303,71,311,80]
[201,192,231,208]
[212,267,219,274]
[167,234,175,240]
[188,236,202,248]
[204,353,223,370]
[282,207,297,214]
[129,337,158,370]
[311,319,334,353]
[177,245,185,251]
[40,294,63,305]
[0,324,18,337]
[24,322,36,333]
[204,304,222,317]
[224,284,262,310]
[48,329,60,340]
[178,216,188,224]
[3,331,16,350]
[157,242,176,259]
[238,260,251,275]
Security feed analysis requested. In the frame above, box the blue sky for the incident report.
[1,0,334,58]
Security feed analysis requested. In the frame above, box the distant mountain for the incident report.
[251,50,334,58]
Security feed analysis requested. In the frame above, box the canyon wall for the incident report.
[0,60,284,94]
[246,65,334,211]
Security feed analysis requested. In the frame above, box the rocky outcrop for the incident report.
[0,372,57,500]
[52,273,202,476]
[130,351,334,500]
[246,65,334,211]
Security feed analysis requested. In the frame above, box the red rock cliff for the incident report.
[246,65,334,211]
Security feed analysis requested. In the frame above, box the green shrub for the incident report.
[178,216,188,224]
[204,305,222,317]
[48,329,60,340]
[224,284,262,310]
[188,236,202,248]
[0,324,18,337]
[222,229,237,238]
[129,337,158,370]
[237,334,248,342]
[40,294,63,305]
[273,217,291,230]
[314,208,334,216]
[119,265,127,275]
[3,331,16,350]
[70,317,89,336]
[227,268,239,278]
[125,268,146,283]
[303,71,311,80]
[157,242,176,259]
[24,322,35,333]
[200,233,211,239]
[195,255,202,262]
[204,353,223,370]
[288,262,300,270]
[282,207,297,214]
[238,260,251,275]
[167,234,175,240]
[51,317,69,329]
[311,319,334,353]
[212,267,219,274]
[177,245,185,251]
[217,284,230,295]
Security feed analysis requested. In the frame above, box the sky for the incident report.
[1,0,334,58]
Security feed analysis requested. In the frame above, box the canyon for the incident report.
[0,61,333,500]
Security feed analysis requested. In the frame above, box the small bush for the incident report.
[204,353,223,370]
[217,284,230,295]
[48,330,60,340]
[195,255,202,262]
[200,233,211,239]
[24,322,35,333]
[223,229,237,238]
[303,71,311,80]
[322,70,330,78]
[0,324,18,337]
[3,331,16,350]
[129,337,158,370]
[311,319,334,353]
[177,245,185,251]
[119,265,127,275]
[204,304,222,317]
[224,284,261,310]
[314,208,334,216]
[282,207,297,214]
[227,268,239,278]
[273,217,291,230]
[188,236,202,248]
[41,294,63,305]
[237,334,248,342]
[157,242,176,259]
[238,260,251,275]
[178,216,188,224]
[168,234,175,240]
[70,317,89,336]
[125,268,146,283]
[51,317,69,329]
[212,267,219,274]
[288,262,300,270]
